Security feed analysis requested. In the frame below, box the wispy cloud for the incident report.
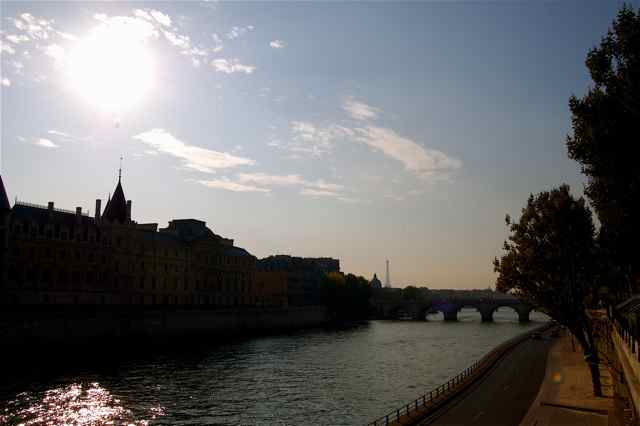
[211,33,224,52]
[195,171,353,200]
[270,39,286,49]
[197,178,270,193]
[33,138,59,149]
[133,128,255,173]
[1,78,10,87]
[226,25,254,40]
[285,121,353,157]
[343,97,381,121]
[354,126,461,179]
[300,188,341,198]
[211,58,255,74]
[237,172,306,187]
[284,98,461,182]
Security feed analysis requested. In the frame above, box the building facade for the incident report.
[255,271,288,307]
[1,175,257,306]
[257,255,340,306]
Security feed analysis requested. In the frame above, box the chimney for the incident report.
[76,207,82,224]
[47,202,54,211]
[95,199,101,221]
[126,200,132,222]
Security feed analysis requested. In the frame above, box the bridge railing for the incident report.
[366,322,554,426]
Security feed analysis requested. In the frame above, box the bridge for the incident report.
[371,294,533,322]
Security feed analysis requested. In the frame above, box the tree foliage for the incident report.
[566,5,640,294]
[320,272,371,320]
[493,185,602,395]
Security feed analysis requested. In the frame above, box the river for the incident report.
[0,309,548,425]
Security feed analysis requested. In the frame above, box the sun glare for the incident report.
[66,18,155,111]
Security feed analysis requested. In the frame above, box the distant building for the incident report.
[257,255,340,306]
[255,271,288,307]
[1,173,257,306]
[370,273,382,289]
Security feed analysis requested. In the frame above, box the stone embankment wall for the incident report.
[0,306,327,345]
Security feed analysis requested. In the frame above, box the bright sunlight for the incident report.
[66,16,155,111]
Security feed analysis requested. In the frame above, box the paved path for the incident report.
[519,330,615,426]
[419,329,554,426]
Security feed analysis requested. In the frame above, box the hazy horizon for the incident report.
[1,0,634,289]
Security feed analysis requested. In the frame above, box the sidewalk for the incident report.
[520,330,615,426]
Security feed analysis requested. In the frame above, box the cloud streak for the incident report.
[197,178,270,193]
[211,58,255,74]
[133,128,255,173]
[196,171,353,201]
[33,138,59,149]
[270,39,286,48]
[343,97,381,121]
[354,126,461,179]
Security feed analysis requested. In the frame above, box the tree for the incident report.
[566,5,640,296]
[320,272,371,320]
[493,185,602,396]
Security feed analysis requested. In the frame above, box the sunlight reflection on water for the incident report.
[0,382,163,425]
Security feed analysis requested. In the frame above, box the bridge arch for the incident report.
[486,304,531,322]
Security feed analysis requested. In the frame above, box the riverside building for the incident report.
[0,173,258,307]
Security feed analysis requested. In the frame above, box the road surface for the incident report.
[421,329,554,426]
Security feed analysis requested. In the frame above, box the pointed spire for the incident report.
[0,174,10,211]
[102,163,128,224]
[118,155,123,182]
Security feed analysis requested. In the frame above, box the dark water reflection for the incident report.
[0,309,548,425]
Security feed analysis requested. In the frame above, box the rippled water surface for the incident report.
[1,309,548,425]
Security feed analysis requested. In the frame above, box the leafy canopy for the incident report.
[493,185,597,328]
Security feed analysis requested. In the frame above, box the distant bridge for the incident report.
[371,296,533,322]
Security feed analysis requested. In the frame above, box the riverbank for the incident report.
[0,305,327,345]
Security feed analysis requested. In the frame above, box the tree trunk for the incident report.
[570,325,603,397]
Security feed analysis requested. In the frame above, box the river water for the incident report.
[0,309,548,425]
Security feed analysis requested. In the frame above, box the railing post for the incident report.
[422,395,426,406]
[396,409,399,421]
[385,415,389,425]
[430,390,433,402]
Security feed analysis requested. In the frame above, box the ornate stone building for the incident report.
[1,174,257,306]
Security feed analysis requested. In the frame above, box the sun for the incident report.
[66,18,155,111]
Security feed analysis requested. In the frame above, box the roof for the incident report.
[159,218,230,243]
[0,175,10,211]
[102,179,127,223]
[223,245,253,257]
[11,203,95,227]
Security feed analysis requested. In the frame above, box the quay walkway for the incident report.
[520,330,616,426]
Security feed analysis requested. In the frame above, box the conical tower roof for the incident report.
[102,177,127,223]
[0,174,10,211]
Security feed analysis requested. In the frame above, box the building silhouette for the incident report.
[257,255,340,306]
[1,173,263,306]
[370,273,382,289]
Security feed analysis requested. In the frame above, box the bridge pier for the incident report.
[518,310,531,322]
[481,311,493,322]
[443,310,458,321]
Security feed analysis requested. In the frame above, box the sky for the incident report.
[0,0,635,290]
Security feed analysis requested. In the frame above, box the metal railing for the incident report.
[366,323,553,426]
